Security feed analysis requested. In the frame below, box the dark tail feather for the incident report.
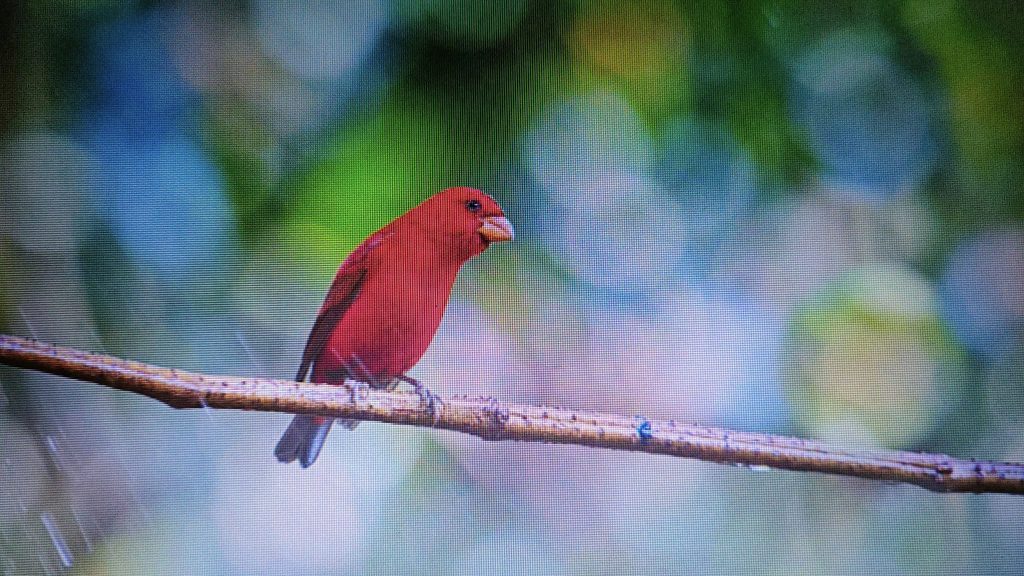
[275,416,335,468]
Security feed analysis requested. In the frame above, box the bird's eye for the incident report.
[465,199,482,213]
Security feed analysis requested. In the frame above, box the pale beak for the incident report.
[478,216,514,243]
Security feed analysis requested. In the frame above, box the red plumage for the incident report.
[275,187,513,467]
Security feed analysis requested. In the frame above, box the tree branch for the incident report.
[1,334,1022,495]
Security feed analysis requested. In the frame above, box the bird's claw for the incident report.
[485,396,509,426]
[421,388,444,425]
[400,375,443,425]
[349,380,370,405]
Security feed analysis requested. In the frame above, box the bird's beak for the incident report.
[478,216,514,243]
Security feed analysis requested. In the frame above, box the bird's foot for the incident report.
[398,375,443,425]
[485,396,509,427]
[349,380,371,406]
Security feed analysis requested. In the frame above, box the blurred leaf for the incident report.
[395,0,533,48]
[205,100,284,242]
[567,0,692,120]
[903,0,1024,219]
[784,264,968,448]
[281,96,448,273]
[729,91,818,188]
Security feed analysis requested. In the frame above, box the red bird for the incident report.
[275,187,514,467]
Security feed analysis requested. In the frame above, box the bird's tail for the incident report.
[274,415,361,467]
[274,415,360,468]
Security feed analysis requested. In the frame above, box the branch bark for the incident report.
[1,334,1022,495]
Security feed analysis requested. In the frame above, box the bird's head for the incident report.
[408,187,514,261]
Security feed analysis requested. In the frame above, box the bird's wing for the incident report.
[294,231,391,382]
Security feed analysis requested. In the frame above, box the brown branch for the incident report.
[1,334,1022,495]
